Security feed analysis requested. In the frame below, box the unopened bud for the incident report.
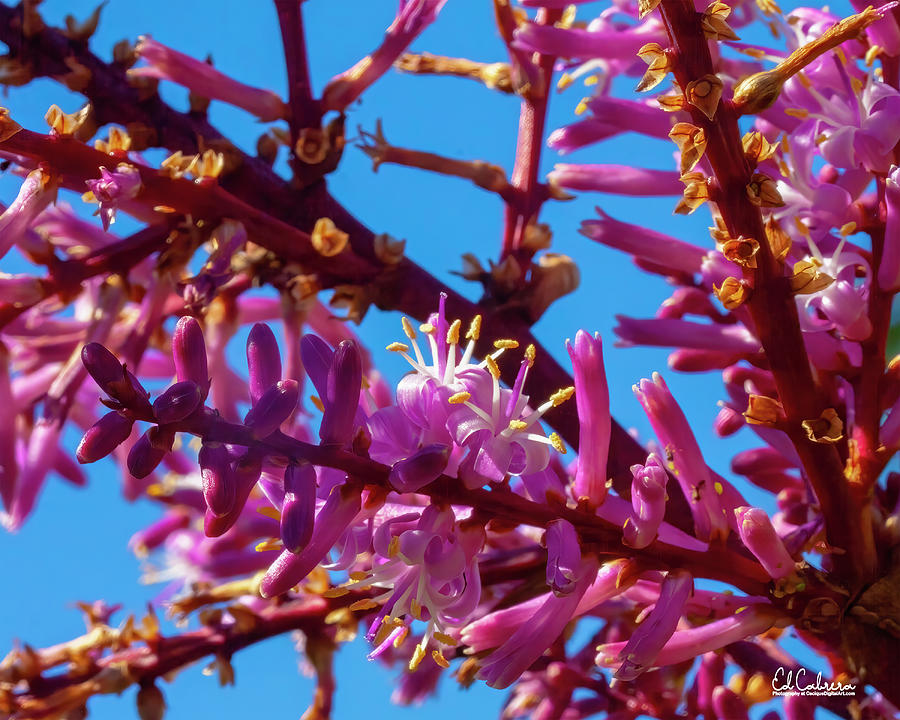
[152,381,202,425]
[247,323,282,404]
[281,463,317,552]
[389,444,451,492]
[76,411,134,463]
[244,380,300,438]
[199,441,236,517]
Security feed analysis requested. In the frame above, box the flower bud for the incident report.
[199,442,236,517]
[712,688,748,720]
[281,463,317,552]
[172,316,209,398]
[76,411,134,463]
[152,381,202,425]
[734,506,795,579]
[545,519,581,596]
[247,323,282,404]
[299,333,334,401]
[320,340,362,446]
[136,682,166,720]
[204,451,262,537]
[127,427,172,479]
[244,380,299,438]
[82,342,132,402]
[388,444,450,493]
[623,455,667,549]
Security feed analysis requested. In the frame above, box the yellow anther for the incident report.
[256,506,281,521]
[349,599,381,611]
[525,344,536,366]
[447,319,461,345]
[310,395,325,412]
[254,539,282,552]
[784,108,808,118]
[793,216,810,237]
[714,481,724,495]
[410,598,423,620]
[386,342,410,353]
[584,75,599,86]
[550,432,566,454]
[795,72,812,89]
[349,571,368,581]
[388,536,400,557]
[373,621,394,647]
[557,72,573,90]
[508,420,528,431]
[494,339,519,350]
[409,644,427,671]
[401,316,417,340]
[448,391,472,404]
[575,97,590,115]
[146,484,168,498]
[851,76,863,94]
[840,222,857,236]
[322,587,350,598]
[419,322,436,334]
[466,315,482,341]
[431,650,450,668]
[550,386,575,406]
[485,355,501,379]
[433,632,458,646]
[393,626,410,647]
[835,47,848,66]
[865,45,881,66]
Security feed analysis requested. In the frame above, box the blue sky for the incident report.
[0,0,854,718]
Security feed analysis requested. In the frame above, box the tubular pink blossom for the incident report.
[513,23,665,60]
[694,652,725,719]
[549,165,682,196]
[615,317,761,354]
[735,506,796,580]
[614,569,693,680]
[580,209,707,275]
[321,341,362,446]
[260,483,362,597]
[0,168,57,260]
[597,605,782,670]
[878,166,900,291]
[477,556,600,689]
[132,37,288,121]
[321,0,448,112]
[0,344,17,511]
[199,441,236,517]
[634,373,729,542]
[566,330,610,507]
[76,411,134,464]
[623,455,667,548]
[7,419,61,530]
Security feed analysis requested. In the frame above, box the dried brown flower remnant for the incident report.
[396,53,514,94]
[0,107,21,143]
[744,395,785,426]
[701,2,739,41]
[746,173,784,207]
[312,218,349,257]
[668,123,707,174]
[790,260,834,295]
[714,276,749,309]
[674,172,710,215]
[373,234,406,265]
[742,131,778,165]
[636,43,671,92]
[802,409,844,444]
[764,217,792,261]
[685,75,724,120]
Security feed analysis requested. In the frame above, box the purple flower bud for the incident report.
[566,330,610,508]
[694,652,725,719]
[388,444,450,493]
[82,342,132,402]
[244,380,299,438]
[152,381,202,425]
[281,463,317,552]
[204,451,262,537]
[76,411,135,464]
[545,519,581,596]
[247,323,282,404]
[127,427,173,479]
[299,334,334,402]
[713,405,744,437]
[712,688,748,720]
[261,483,362,597]
[320,340,362,446]
[172,316,209,398]
[734,506,796,580]
[623,455,667,549]
[199,442,236,517]
[615,570,693,680]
